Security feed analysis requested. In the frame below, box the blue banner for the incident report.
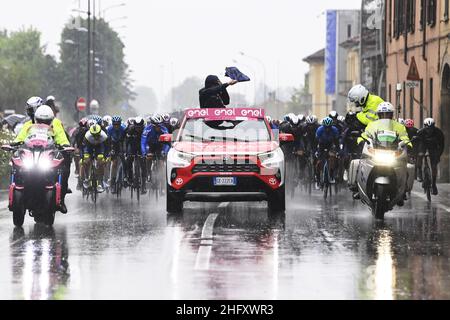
[325,10,337,95]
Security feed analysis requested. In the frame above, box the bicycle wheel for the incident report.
[424,165,432,202]
[135,159,141,202]
[323,162,329,200]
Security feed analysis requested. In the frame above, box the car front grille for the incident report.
[192,163,260,174]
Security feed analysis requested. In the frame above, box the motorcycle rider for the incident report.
[199,75,238,108]
[141,114,170,194]
[354,103,412,200]
[16,105,71,213]
[315,117,340,186]
[348,84,384,127]
[80,124,108,193]
[416,118,445,195]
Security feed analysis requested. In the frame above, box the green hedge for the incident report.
[0,131,14,189]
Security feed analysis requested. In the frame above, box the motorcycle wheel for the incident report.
[373,185,387,220]
[12,190,26,227]
[43,190,56,227]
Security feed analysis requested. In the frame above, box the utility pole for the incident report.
[92,0,96,103]
[87,0,92,113]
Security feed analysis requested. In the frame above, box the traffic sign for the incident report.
[77,97,87,112]
[407,57,421,81]
[406,80,420,88]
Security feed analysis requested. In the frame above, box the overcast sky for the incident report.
[0,0,361,101]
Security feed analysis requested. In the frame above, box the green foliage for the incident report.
[0,28,58,111]
[0,130,14,189]
[58,18,134,116]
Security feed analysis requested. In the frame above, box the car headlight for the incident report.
[373,150,396,166]
[259,148,284,169]
[168,149,194,168]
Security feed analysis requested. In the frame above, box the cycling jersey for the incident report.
[141,124,170,156]
[107,124,126,144]
[316,126,340,147]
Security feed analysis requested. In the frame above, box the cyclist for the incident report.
[315,117,340,186]
[416,118,445,195]
[107,116,127,194]
[124,116,146,188]
[80,124,108,193]
[72,118,89,180]
[405,119,420,172]
[348,84,384,127]
[340,112,365,180]
[304,115,320,157]
[141,114,170,194]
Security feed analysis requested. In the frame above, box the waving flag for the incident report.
[225,67,251,82]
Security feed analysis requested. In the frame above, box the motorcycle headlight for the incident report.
[259,148,284,169]
[168,149,194,168]
[38,157,51,171]
[373,150,396,166]
[23,157,34,169]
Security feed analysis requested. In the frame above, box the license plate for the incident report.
[213,177,237,186]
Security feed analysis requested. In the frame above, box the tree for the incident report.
[0,28,58,111]
[57,17,134,116]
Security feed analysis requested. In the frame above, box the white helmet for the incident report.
[102,115,112,127]
[134,116,145,126]
[424,118,435,127]
[329,111,338,119]
[151,114,164,125]
[162,113,170,122]
[26,96,44,116]
[377,102,395,119]
[290,114,300,126]
[87,119,97,128]
[34,105,55,125]
[170,118,180,127]
[398,118,405,125]
[298,114,306,122]
[348,84,369,107]
[306,115,318,124]
[338,116,346,123]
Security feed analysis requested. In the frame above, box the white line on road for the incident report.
[195,213,219,271]
[411,191,450,213]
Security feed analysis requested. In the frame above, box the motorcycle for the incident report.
[2,124,74,227]
[349,130,414,220]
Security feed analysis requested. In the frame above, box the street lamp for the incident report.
[102,3,125,19]
[239,51,267,104]
[106,16,128,24]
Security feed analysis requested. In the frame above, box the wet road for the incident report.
[1,180,450,300]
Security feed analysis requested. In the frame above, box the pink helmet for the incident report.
[405,119,414,128]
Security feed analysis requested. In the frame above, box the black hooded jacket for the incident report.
[199,75,230,108]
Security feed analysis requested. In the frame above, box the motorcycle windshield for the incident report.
[374,130,399,150]
[24,124,55,149]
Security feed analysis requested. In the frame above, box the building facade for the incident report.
[303,49,331,118]
[385,0,450,181]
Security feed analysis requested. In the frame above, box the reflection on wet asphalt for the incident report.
[1,181,450,300]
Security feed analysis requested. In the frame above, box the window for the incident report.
[406,0,416,33]
[445,0,449,22]
[347,24,352,39]
[403,81,406,116]
[428,0,437,27]
[420,0,425,30]
[389,84,392,102]
[394,0,405,38]
[430,78,434,118]
[388,0,393,40]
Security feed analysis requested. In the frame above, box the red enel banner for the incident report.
[185,108,265,120]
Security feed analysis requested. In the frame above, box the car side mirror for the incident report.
[159,134,173,143]
[279,133,294,143]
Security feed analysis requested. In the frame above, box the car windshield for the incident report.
[179,119,271,143]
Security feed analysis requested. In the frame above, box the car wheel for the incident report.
[268,185,286,213]
[167,184,183,214]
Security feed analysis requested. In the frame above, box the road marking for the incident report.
[195,213,219,271]
[218,202,230,209]
[411,191,450,213]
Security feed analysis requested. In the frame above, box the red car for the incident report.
[162,108,293,214]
